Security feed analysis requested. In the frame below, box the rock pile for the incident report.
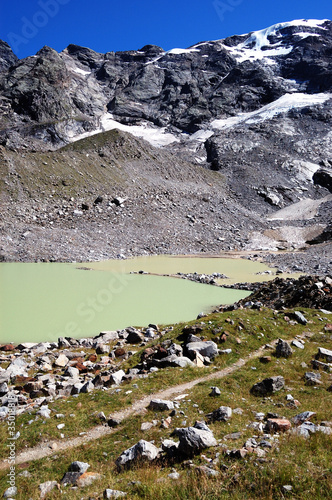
[235,275,332,310]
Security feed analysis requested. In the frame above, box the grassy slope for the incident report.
[0,307,331,499]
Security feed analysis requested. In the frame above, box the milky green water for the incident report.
[0,255,285,344]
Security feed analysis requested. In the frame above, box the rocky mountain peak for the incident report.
[0,40,18,72]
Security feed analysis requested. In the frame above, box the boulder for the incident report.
[174,421,217,456]
[294,311,307,325]
[316,347,332,363]
[304,372,322,386]
[110,370,126,385]
[116,440,161,470]
[292,411,316,426]
[126,330,144,344]
[54,354,69,367]
[265,418,291,432]
[148,399,174,411]
[156,354,195,368]
[186,340,218,360]
[275,339,293,358]
[209,386,221,397]
[207,406,232,422]
[76,472,102,487]
[251,376,285,396]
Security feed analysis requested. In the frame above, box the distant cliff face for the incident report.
[0,19,331,150]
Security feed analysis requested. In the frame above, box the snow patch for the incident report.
[72,67,91,76]
[223,19,328,63]
[68,114,181,148]
[168,48,200,55]
[211,93,332,130]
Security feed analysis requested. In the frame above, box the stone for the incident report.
[68,461,90,473]
[228,448,248,459]
[168,471,180,480]
[192,465,220,477]
[186,340,218,360]
[265,418,291,432]
[224,432,242,440]
[0,382,9,395]
[98,331,119,342]
[108,418,121,428]
[61,472,82,485]
[58,337,71,348]
[311,359,332,372]
[292,411,316,425]
[96,344,110,354]
[54,354,69,367]
[76,472,102,487]
[282,485,293,492]
[141,422,153,431]
[207,406,232,422]
[251,376,285,396]
[294,311,307,325]
[110,370,126,385]
[291,340,304,349]
[209,386,221,397]
[316,347,332,363]
[259,356,272,363]
[104,490,127,498]
[80,381,94,393]
[37,406,51,418]
[157,355,195,368]
[126,330,144,344]
[64,366,80,378]
[0,344,14,352]
[3,487,17,498]
[39,481,58,498]
[148,399,174,411]
[174,422,217,457]
[304,372,322,385]
[116,440,161,469]
[275,339,293,358]
[167,343,183,356]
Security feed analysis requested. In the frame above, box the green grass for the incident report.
[0,307,331,499]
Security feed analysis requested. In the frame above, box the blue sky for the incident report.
[1,0,331,58]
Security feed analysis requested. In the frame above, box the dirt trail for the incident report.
[0,343,271,470]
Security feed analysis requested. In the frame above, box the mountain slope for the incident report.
[0,19,331,265]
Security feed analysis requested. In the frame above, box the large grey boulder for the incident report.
[186,341,218,360]
[148,399,174,411]
[116,440,161,470]
[157,355,195,368]
[207,406,232,422]
[316,347,332,363]
[275,339,293,358]
[110,370,126,385]
[251,376,285,396]
[126,329,144,344]
[174,421,217,456]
